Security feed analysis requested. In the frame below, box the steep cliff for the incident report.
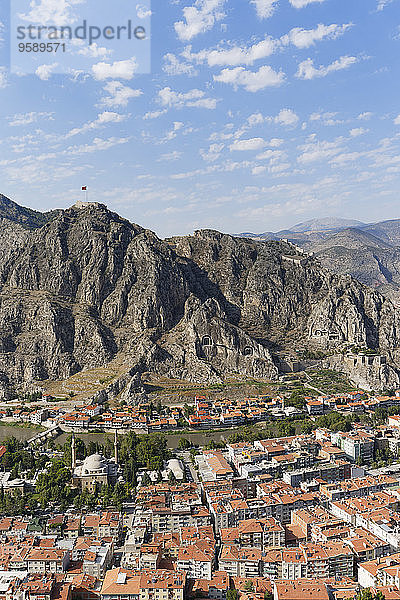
[0,200,399,395]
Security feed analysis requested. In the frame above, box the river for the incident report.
[0,425,40,443]
[0,425,229,449]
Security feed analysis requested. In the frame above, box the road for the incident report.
[176,450,199,483]
[303,372,325,396]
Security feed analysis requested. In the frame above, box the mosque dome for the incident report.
[82,453,107,473]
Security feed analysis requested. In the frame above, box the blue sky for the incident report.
[0,0,400,237]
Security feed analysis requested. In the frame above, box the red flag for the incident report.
[82,186,87,191]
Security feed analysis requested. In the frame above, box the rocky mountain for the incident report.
[237,218,400,303]
[303,228,400,303]
[361,219,400,246]
[0,194,60,230]
[1,198,400,396]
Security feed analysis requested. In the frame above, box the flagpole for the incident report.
[82,186,88,203]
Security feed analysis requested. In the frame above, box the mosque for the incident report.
[71,431,122,493]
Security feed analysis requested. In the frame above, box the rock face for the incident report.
[1,198,400,392]
[323,354,399,392]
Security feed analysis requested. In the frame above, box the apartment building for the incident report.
[101,569,186,600]
[219,546,263,578]
[331,431,375,463]
[177,542,214,580]
[25,548,69,574]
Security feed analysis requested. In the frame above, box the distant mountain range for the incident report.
[237,217,400,302]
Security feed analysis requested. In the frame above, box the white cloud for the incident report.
[281,23,352,49]
[296,56,358,80]
[185,24,349,69]
[358,112,373,120]
[158,151,182,162]
[100,81,142,108]
[289,0,326,7]
[256,149,286,161]
[377,0,397,10]
[252,165,267,175]
[269,162,290,173]
[65,112,127,138]
[269,138,284,147]
[92,58,137,80]
[394,115,400,125]
[186,37,277,67]
[158,87,217,109]
[161,122,186,142]
[200,143,225,161]
[35,64,58,80]
[246,113,265,127]
[350,127,368,137]
[230,138,266,151]
[274,108,299,126]
[163,53,197,76]
[68,136,130,155]
[214,65,285,92]
[74,41,111,59]
[297,136,344,163]
[309,111,343,126]
[136,3,152,18]
[242,109,298,129]
[175,0,226,41]
[143,110,168,120]
[0,68,8,88]
[250,0,279,19]
[19,0,85,26]
[8,112,54,126]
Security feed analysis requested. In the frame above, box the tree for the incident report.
[357,589,385,600]
[87,441,98,456]
[178,438,192,450]
[183,404,195,418]
[227,591,239,600]
[301,421,314,434]
[277,421,295,437]
[373,407,388,425]
[141,472,151,487]
[317,411,352,432]
[264,592,273,600]
[34,460,75,509]
[135,434,170,471]
[63,435,86,465]
[244,581,254,592]
[287,390,306,410]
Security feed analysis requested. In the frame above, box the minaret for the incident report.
[114,429,118,464]
[71,433,77,470]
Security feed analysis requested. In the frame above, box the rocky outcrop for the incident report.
[324,354,400,392]
[0,200,400,393]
